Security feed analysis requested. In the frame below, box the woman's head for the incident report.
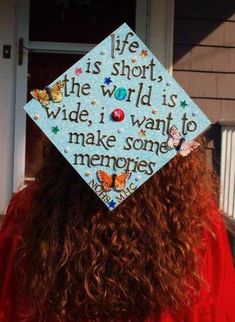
[16,135,218,322]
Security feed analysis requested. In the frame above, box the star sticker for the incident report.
[108,200,116,209]
[140,49,148,57]
[75,67,83,76]
[104,77,112,85]
[52,126,60,134]
[180,100,188,108]
[139,129,146,136]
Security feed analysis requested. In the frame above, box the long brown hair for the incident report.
[16,136,218,322]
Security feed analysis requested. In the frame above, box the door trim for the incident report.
[148,0,175,73]
[13,0,30,192]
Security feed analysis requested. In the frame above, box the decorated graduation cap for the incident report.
[24,23,211,210]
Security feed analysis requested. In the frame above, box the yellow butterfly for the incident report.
[30,81,64,108]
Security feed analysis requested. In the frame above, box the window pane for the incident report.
[29,0,136,43]
[26,53,82,177]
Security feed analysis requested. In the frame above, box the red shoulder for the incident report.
[183,202,235,322]
[146,202,235,322]
[0,183,37,321]
[0,182,37,236]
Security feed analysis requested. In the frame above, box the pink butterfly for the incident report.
[167,125,200,157]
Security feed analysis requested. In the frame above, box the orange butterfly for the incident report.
[96,170,131,192]
[30,81,64,108]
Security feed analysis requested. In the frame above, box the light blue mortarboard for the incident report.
[23,23,211,210]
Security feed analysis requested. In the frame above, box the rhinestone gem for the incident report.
[111,108,125,122]
[34,114,40,120]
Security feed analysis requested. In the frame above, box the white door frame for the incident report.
[13,0,175,192]
[148,0,175,73]
[13,0,30,192]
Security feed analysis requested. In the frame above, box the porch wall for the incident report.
[173,1,235,250]
[173,0,235,168]
[173,0,235,124]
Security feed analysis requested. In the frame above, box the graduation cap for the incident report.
[23,23,211,210]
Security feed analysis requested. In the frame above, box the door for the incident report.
[14,0,149,191]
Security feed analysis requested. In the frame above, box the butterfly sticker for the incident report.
[97,170,131,192]
[167,125,200,157]
[30,81,64,108]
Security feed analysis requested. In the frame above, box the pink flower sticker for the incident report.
[75,67,83,76]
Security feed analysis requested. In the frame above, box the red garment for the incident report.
[0,186,235,322]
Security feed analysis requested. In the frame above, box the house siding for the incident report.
[173,0,235,123]
[173,2,235,251]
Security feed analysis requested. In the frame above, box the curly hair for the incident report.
[15,135,219,322]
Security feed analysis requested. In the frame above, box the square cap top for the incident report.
[24,23,211,210]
